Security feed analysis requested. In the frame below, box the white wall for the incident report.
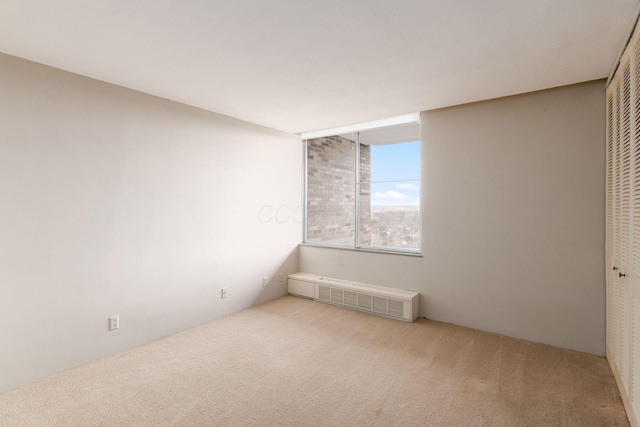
[300,81,606,355]
[0,53,301,393]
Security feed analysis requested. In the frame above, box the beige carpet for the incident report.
[0,295,629,426]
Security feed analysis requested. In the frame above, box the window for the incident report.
[303,115,421,253]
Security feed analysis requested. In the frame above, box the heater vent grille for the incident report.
[288,273,419,322]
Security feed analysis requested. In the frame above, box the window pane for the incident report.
[360,181,421,250]
[306,133,356,245]
[360,123,420,182]
[358,123,420,251]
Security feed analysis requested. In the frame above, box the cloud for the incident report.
[374,191,410,200]
[395,183,418,190]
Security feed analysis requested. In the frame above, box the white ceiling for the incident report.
[0,1,637,134]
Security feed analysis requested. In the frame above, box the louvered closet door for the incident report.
[610,71,629,384]
[632,39,640,412]
[608,22,640,427]
[610,70,628,378]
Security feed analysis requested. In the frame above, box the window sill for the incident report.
[300,242,423,257]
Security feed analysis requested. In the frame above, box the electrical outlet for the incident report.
[109,315,119,331]
[262,276,268,287]
[221,288,228,299]
[279,273,284,284]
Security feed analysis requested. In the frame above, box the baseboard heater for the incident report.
[288,272,419,322]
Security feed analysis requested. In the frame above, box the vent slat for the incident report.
[330,288,344,304]
[358,293,372,310]
[319,285,330,301]
[344,290,357,307]
[373,296,387,314]
[388,299,404,318]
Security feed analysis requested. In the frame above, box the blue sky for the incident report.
[369,141,420,207]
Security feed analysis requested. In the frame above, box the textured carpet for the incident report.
[0,295,629,426]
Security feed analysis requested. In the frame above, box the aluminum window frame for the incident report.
[302,114,422,255]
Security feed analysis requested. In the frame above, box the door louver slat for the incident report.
[632,296,640,406]
[623,282,629,388]
[609,94,615,257]
[623,63,632,267]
